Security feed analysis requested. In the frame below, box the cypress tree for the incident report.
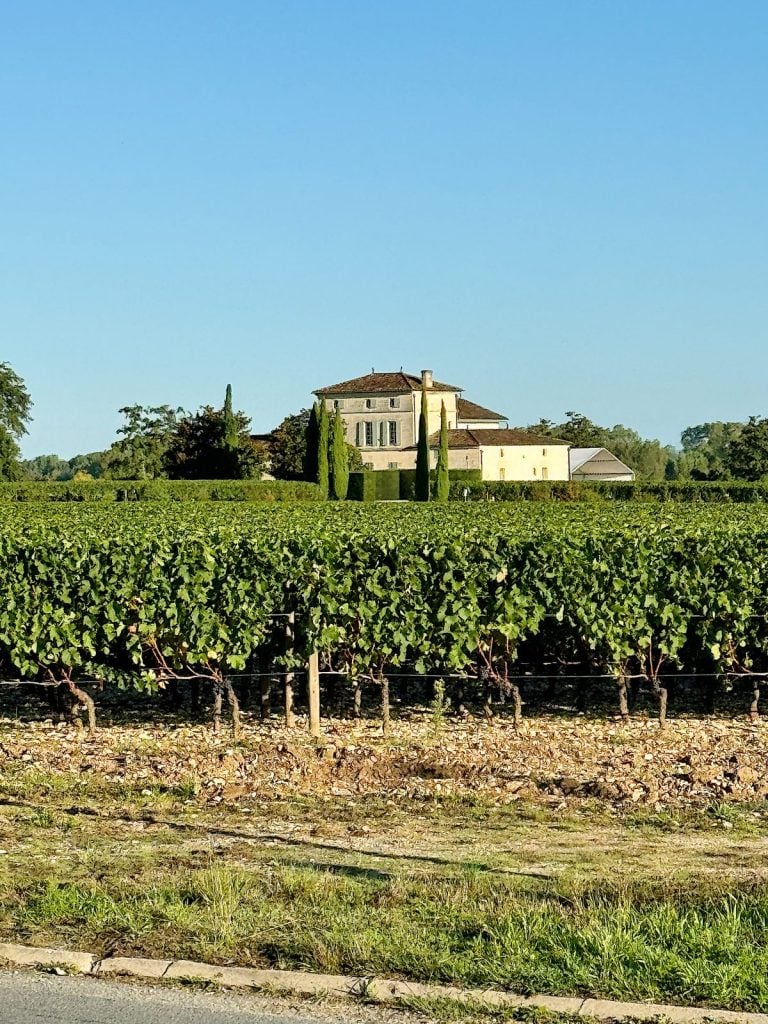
[415,384,430,502]
[304,402,320,482]
[330,409,349,500]
[222,384,240,478]
[436,401,450,502]
[318,401,330,498]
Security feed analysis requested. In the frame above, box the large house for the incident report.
[314,369,571,481]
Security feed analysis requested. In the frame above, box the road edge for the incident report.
[0,941,764,1024]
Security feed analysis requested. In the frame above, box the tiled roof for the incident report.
[457,397,507,422]
[315,371,461,395]
[422,429,570,449]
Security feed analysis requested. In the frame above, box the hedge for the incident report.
[0,480,323,503]
[400,468,482,501]
[348,473,378,502]
[375,469,401,501]
[449,480,768,502]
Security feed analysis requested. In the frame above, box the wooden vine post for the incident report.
[308,650,321,738]
[617,670,630,722]
[258,649,271,720]
[284,612,296,728]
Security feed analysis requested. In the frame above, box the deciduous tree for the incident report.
[106,405,181,479]
[165,403,264,479]
[0,362,32,481]
[726,416,768,481]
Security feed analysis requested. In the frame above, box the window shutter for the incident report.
[356,422,362,446]
[379,422,386,447]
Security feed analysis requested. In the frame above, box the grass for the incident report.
[4,846,768,1010]
[3,762,768,1013]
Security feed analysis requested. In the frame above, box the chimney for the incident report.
[421,369,433,389]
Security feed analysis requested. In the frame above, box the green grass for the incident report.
[3,762,768,1014]
[4,862,768,1011]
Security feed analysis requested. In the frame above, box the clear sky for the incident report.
[2,1,766,457]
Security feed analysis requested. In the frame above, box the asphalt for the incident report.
[0,971,329,1023]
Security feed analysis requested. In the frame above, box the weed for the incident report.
[430,680,450,736]
[175,975,221,991]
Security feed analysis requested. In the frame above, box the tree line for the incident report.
[523,412,759,482]
[18,385,264,483]
[2,359,768,483]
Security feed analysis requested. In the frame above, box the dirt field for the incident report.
[1,704,767,807]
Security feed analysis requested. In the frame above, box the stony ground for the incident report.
[0,705,766,810]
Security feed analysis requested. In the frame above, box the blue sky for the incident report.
[2,1,766,457]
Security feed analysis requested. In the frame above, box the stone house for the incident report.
[313,369,571,480]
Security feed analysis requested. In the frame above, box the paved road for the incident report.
[0,971,332,1023]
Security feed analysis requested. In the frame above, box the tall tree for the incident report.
[165,405,265,479]
[435,401,450,502]
[317,401,330,499]
[415,384,430,501]
[270,404,358,487]
[330,409,349,500]
[222,384,240,476]
[0,362,32,481]
[304,402,320,483]
[106,405,181,479]
[725,417,768,481]
[270,409,312,480]
[678,421,743,479]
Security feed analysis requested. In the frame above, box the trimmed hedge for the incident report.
[376,469,401,501]
[400,468,482,501]
[449,480,768,503]
[349,468,483,502]
[0,480,323,503]
[348,473,378,502]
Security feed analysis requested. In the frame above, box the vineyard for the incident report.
[2,502,768,735]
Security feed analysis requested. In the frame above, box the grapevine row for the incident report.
[2,503,768,731]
